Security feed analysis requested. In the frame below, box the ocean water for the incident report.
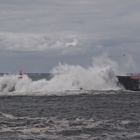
[0,71,139,140]
[1,90,140,140]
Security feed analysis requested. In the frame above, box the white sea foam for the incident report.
[0,116,139,140]
[0,112,17,119]
[0,55,122,95]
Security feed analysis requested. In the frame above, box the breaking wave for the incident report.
[0,55,122,95]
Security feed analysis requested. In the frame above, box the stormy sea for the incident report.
[0,70,140,140]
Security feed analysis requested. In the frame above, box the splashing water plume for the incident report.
[0,55,121,95]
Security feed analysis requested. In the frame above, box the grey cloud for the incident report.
[0,0,140,72]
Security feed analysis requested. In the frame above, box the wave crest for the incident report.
[0,55,121,95]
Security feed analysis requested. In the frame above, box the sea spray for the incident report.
[0,55,121,95]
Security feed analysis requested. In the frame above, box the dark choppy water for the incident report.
[0,91,140,140]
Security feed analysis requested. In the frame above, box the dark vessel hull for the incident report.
[117,76,140,91]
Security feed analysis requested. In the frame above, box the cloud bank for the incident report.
[0,0,140,72]
[0,32,80,53]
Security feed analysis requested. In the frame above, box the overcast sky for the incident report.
[0,0,140,73]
